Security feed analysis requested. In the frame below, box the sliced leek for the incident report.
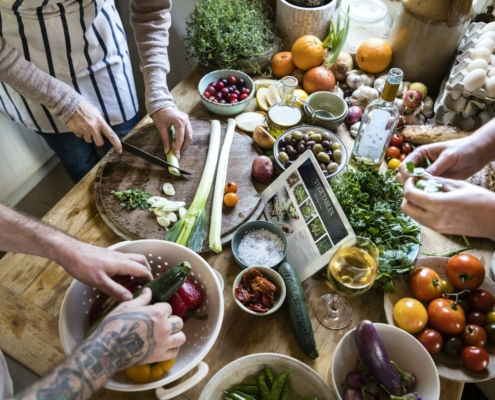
[167,126,181,177]
[164,120,222,252]
[163,182,175,196]
[209,118,236,253]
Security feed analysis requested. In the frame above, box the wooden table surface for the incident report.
[1,67,494,400]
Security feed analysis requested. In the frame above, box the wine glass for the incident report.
[315,236,379,329]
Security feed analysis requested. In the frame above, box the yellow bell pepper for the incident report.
[124,357,176,384]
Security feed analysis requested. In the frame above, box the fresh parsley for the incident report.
[332,167,421,293]
[111,189,152,211]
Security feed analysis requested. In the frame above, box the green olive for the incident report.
[316,152,330,164]
[313,144,324,155]
[306,130,316,136]
[320,131,331,141]
[291,130,303,140]
[331,142,342,151]
[309,133,322,142]
[278,151,289,163]
[284,134,292,144]
[327,162,339,173]
[333,149,343,163]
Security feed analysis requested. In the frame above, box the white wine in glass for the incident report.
[315,236,379,329]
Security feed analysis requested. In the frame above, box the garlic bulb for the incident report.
[422,96,434,118]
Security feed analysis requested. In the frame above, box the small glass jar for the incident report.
[334,0,392,54]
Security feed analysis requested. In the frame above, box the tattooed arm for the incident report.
[12,288,185,400]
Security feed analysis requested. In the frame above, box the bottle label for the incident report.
[356,109,390,160]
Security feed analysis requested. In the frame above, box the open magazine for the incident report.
[261,151,354,281]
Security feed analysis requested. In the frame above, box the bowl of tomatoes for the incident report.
[384,255,495,382]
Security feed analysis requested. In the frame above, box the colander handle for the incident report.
[155,361,209,399]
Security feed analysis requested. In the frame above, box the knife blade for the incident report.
[120,141,192,175]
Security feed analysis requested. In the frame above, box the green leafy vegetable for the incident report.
[332,166,421,293]
[111,189,152,211]
[310,217,325,237]
[322,5,350,68]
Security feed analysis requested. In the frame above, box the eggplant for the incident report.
[345,371,366,390]
[391,361,417,392]
[355,320,403,396]
[343,388,362,400]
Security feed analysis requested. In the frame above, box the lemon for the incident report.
[293,88,308,101]
[267,83,282,106]
[254,79,278,90]
[256,87,270,111]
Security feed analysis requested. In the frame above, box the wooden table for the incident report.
[1,67,494,400]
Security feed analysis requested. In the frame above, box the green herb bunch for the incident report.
[184,0,281,73]
[332,166,421,293]
[112,189,152,211]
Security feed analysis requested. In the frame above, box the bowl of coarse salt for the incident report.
[231,221,288,270]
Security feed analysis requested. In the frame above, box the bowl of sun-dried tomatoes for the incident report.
[233,266,286,316]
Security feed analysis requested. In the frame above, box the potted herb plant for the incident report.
[184,0,282,74]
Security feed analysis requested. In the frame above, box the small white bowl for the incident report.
[332,322,440,400]
[232,266,286,316]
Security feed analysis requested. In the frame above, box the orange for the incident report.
[356,38,393,74]
[271,51,296,78]
[302,66,336,94]
[291,35,325,71]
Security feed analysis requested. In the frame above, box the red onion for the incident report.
[346,106,362,125]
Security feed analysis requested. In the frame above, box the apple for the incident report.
[402,89,422,109]
[410,82,428,99]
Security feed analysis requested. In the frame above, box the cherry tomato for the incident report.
[457,298,472,315]
[409,267,444,302]
[442,336,463,358]
[469,289,495,314]
[400,142,413,155]
[460,324,487,347]
[416,329,443,354]
[397,115,406,128]
[485,323,495,344]
[486,311,495,325]
[399,153,407,162]
[445,254,485,291]
[466,311,487,327]
[427,298,466,335]
[386,146,401,159]
[461,346,489,372]
[388,158,401,170]
[393,297,428,334]
[224,181,238,193]
[390,132,404,147]
[223,192,238,207]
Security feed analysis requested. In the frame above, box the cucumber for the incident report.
[278,261,319,359]
[86,261,191,337]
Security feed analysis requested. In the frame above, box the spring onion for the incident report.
[164,120,222,252]
[167,126,181,177]
[163,182,175,196]
[209,118,236,253]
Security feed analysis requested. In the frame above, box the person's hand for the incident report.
[66,99,123,153]
[55,240,153,302]
[401,177,495,240]
[152,106,192,159]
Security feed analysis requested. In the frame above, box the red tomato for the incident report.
[460,324,487,347]
[400,142,413,155]
[427,298,466,335]
[461,346,490,372]
[466,311,487,327]
[386,146,401,159]
[415,329,443,354]
[469,289,495,314]
[397,115,406,128]
[409,267,444,302]
[390,132,404,147]
[399,153,407,162]
[445,254,485,291]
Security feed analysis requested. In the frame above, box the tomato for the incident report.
[393,297,428,334]
[485,323,495,344]
[399,153,407,162]
[469,289,495,314]
[409,267,444,302]
[457,299,472,315]
[416,329,443,354]
[466,311,487,327]
[460,324,487,347]
[486,311,495,325]
[461,346,489,372]
[400,142,413,155]
[388,158,401,170]
[445,254,485,291]
[390,132,404,147]
[223,192,239,207]
[427,298,466,335]
[442,336,463,358]
[224,181,238,193]
[397,115,406,128]
[386,146,401,159]
[441,279,455,294]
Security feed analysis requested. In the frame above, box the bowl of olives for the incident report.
[273,126,348,180]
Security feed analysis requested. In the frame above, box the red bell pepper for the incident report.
[168,277,208,321]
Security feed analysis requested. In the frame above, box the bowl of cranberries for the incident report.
[198,69,255,116]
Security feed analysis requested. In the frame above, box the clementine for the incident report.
[302,66,336,94]
[271,51,296,78]
[356,38,393,74]
[291,35,325,71]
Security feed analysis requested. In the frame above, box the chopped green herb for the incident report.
[111,189,152,211]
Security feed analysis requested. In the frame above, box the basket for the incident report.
[59,240,224,399]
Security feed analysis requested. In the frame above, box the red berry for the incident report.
[229,93,238,101]
[242,88,251,95]
[233,89,241,96]
[211,98,219,103]
[214,92,223,101]
[221,87,230,97]
[228,75,237,85]
[215,81,225,91]
[207,86,216,96]
[230,99,239,104]
[203,91,211,98]
[239,93,248,101]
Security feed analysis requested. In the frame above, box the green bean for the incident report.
[232,385,259,396]
[269,370,291,400]
[263,365,276,387]
[242,375,258,385]
[296,397,319,400]
[257,371,271,400]
[280,377,292,400]
[224,390,256,400]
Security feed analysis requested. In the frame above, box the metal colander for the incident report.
[59,240,224,398]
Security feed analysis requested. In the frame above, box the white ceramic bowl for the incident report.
[59,240,224,399]
[199,353,333,399]
[332,322,440,400]
[232,266,286,316]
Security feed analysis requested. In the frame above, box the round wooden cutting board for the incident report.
[94,118,265,252]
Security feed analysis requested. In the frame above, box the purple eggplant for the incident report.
[391,361,417,392]
[355,320,403,396]
[345,371,366,390]
[343,388,362,400]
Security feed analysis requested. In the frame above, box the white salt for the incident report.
[237,228,285,267]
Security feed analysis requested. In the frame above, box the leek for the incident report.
[164,120,222,252]
[167,125,181,177]
[209,118,236,253]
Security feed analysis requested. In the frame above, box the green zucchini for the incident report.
[85,261,191,337]
[278,261,319,359]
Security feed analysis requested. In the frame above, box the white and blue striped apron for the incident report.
[0,0,138,133]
